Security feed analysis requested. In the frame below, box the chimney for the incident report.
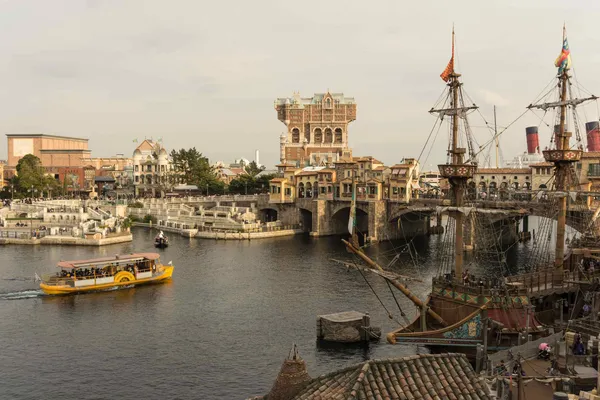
[267,344,311,400]
[525,126,540,154]
[255,149,260,166]
[586,121,600,152]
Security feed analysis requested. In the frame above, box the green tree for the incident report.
[15,154,61,197]
[255,173,277,193]
[244,161,265,177]
[169,148,220,188]
[228,174,256,195]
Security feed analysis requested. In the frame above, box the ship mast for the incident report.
[432,28,478,280]
[527,25,597,269]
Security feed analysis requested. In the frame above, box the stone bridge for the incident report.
[134,194,600,242]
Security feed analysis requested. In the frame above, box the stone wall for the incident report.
[0,233,132,246]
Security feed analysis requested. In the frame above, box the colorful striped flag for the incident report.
[554,30,571,74]
[440,28,455,82]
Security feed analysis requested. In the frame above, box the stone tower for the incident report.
[274,91,356,167]
[267,344,311,400]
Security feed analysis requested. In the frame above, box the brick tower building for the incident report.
[274,91,356,166]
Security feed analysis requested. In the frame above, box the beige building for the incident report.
[269,156,420,204]
[214,165,246,185]
[6,134,90,168]
[4,134,91,184]
[530,162,555,190]
[132,140,173,197]
[473,168,532,195]
[0,161,4,189]
[82,156,132,172]
[275,91,356,167]
[388,159,420,202]
[576,151,600,190]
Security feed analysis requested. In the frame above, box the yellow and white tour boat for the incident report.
[39,253,174,295]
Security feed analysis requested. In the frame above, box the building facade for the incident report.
[132,140,173,197]
[473,168,532,198]
[6,134,90,168]
[4,134,91,182]
[274,91,356,167]
[0,161,4,189]
[81,155,134,195]
[269,156,420,204]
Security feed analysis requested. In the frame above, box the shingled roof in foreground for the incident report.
[249,352,491,400]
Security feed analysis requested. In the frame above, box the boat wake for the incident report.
[104,284,135,291]
[0,289,44,300]
[1,277,36,282]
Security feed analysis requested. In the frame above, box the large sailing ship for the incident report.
[342,27,600,355]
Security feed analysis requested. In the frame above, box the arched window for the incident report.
[334,128,343,143]
[314,128,323,143]
[324,128,333,143]
[292,128,300,143]
[326,98,331,108]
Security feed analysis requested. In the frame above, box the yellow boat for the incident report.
[40,253,174,295]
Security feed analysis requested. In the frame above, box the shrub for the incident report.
[129,201,144,208]
[129,215,141,222]
[142,214,156,224]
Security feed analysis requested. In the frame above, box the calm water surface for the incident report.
[0,226,538,399]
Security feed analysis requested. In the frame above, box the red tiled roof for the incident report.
[334,160,357,164]
[356,156,384,164]
[296,171,318,176]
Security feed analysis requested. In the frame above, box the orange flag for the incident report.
[440,57,454,82]
[440,28,455,82]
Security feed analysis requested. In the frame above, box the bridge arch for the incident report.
[331,206,369,236]
[299,207,313,232]
[330,202,369,217]
[258,207,278,223]
[388,210,432,240]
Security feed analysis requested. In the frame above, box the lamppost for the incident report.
[28,186,37,238]
[10,184,14,200]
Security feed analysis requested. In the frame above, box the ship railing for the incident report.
[44,268,154,284]
[432,276,529,296]
[502,268,600,294]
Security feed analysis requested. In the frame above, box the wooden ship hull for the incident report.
[387,280,547,354]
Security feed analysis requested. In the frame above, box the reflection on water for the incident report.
[0,224,555,399]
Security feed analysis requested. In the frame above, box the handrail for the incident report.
[45,268,153,284]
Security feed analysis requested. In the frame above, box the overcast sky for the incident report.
[0,0,599,168]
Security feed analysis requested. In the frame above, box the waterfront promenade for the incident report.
[0,199,132,246]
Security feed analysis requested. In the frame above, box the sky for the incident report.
[0,0,600,169]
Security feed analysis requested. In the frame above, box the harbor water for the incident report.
[0,225,542,399]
